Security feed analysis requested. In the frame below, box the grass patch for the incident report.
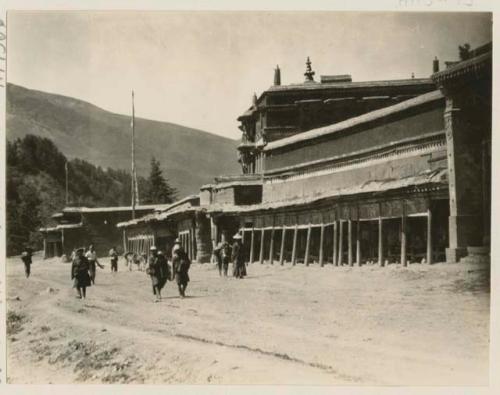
[7,311,25,336]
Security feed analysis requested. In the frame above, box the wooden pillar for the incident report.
[122,230,127,254]
[291,225,298,266]
[378,217,384,266]
[279,227,286,265]
[356,220,361,266]
[269,227,275,264]
[249,227,255,263]
[401,202,407,266]
[61,229,65,256]
[319,224,325,267]
[338,221,343,265]
[427,206,433,265]
[241,228,246,244]
[333,221,338,266]
[259,228,265,264]
[304,225,312,266]
[191,229,195,261]
[210,215,217,249]
[191,228,196,261]
[348,220,353,266]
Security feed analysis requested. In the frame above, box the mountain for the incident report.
[6,83,240,197]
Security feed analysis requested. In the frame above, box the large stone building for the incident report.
[117,43,491,266]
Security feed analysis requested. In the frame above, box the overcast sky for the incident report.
[7,11,492,140]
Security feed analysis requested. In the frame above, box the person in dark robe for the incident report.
[157,250,170,292]
[109,246,119,273]
[213,241,223,276]
[71,248,91,299]
[172,241,191,298]
[147,246,169,302]
[231,233,246,279]
[21,247,33,278]
[221,240,232,277]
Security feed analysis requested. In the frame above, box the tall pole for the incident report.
[65,161,69,206]
[131,90,136,219]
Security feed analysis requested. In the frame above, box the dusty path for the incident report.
[6,254,489,385]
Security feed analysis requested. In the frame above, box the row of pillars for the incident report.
[127,235,155,259]
[179,229,196,261]
[243,209,433,267]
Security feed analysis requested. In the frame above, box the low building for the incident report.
[117,195,212,262]
[40,205,161,258]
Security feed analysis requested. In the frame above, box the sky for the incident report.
[7,11,492,140]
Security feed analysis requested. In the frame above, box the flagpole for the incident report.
[65,161,69,206]
[131,90,136,219]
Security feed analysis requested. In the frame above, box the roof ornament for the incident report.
[274,65,281,86]
[304,57,315,82]
[252,92,258,107]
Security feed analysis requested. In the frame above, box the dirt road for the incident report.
[6,254,490,385]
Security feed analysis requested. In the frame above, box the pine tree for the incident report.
[144,157,177,204]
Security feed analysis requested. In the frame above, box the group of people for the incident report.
[69,238,191,302]
[147,238,191,302]
[213,233,246,279]
[22,232,247,302]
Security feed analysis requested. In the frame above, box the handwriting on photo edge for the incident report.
[398,0,473,7]
[0,18,5,88]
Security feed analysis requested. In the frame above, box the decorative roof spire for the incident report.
[252,92,258,106]
[304,57,315,82]
[274,65,281,86]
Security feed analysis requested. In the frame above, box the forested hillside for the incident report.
[7,135,150,256]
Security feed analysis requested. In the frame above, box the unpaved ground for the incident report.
[6,254,490,385]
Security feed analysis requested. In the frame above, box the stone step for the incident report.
[460,255,490,265]
[467,246,490,256]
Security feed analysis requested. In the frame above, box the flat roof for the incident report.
[267,77,434,93]
[61,204,167,214]
[238,78,435,120]
[116,195,200,228]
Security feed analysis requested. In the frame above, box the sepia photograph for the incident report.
[2,6,495,389]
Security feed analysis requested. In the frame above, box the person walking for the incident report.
[147,246,170,302]
[231,233,245,279]
[85,244,103,284]
[213,241,223,276]
[109,246,119,273]
[172,240,191,298]
[221,240,232,277]
[21,247,33,278]
[71,247,91,299]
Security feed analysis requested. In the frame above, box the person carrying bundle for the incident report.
[172,239,191,298]
[147,246,170,302]
[71,247,91,299]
